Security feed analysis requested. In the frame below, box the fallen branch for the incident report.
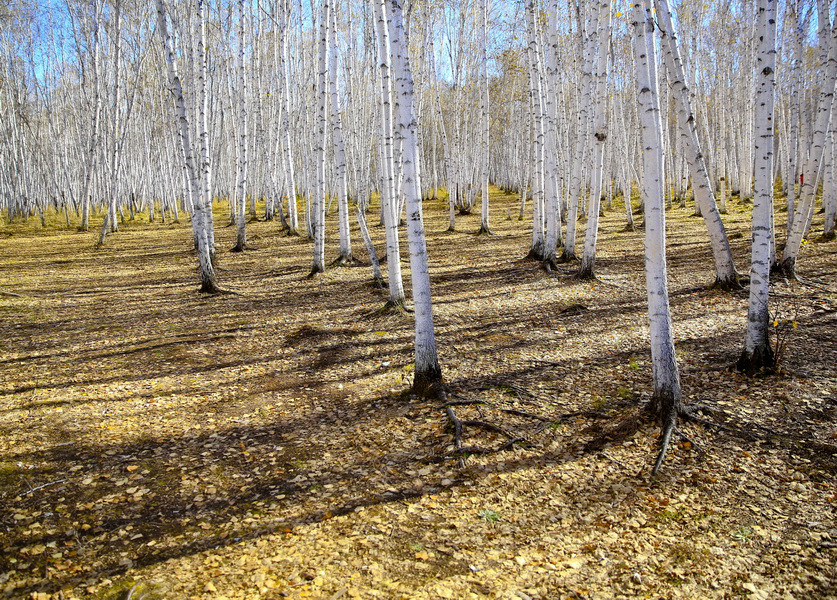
[22,479,66,496]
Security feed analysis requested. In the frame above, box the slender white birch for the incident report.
[781,16,836,275]
[310,0,329,276]
[388,0,442,394]
[232,0,250,252]
[477,0,491,235]
[632,1,681,475]
[738,0,778,374]
[655,0,740,288]
[155,0,219,293]
[578,0,611,279]
[329,3,353,264]
[373,0,406,305]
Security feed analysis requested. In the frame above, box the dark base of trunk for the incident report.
[370,276,386,289]
[558,249,577,263]
[476,225,493,236]
[622,223,635,232]
[200,279,223,294]
[541,257,559,273]
[819,230,835,242]
[710,273,743,291]
[412,364,444,399]
[736,343,775,376]
[777,256,797,280]
[575,264,596,280]
[307,264,325,279]
[525,247,544,261]
[331,253,359,267]
[230,243,255,253]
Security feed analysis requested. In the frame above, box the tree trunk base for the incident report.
[369,276,387,289]
[575,264,596,281]
[331,253,360,267]
[476,225,493,236]
[819,230,835,242]
[307,264,325,279]
[777,257,798,280]
[199,279,225,294]
[412,365,444,399]
[230,243,256,253]
[525,247,544,261]
[709,273,743,291]
[736,344,775,376]
[558,249,577,263]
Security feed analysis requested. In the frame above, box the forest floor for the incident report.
[0,189,835,600]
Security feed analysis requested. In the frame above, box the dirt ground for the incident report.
[0,189,835,600]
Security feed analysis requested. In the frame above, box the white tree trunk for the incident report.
[388,0,442,393]
[738,0,778,374]
[632,1,681,474]
[310,0,330,275]
[155,0,219,293]
[655,0,739,288]
[782,17,837,274]
[578,0,611,278]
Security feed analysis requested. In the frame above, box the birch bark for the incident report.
[738,0,777,374]
[632,1,682,475]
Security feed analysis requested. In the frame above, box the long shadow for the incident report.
[0,389,590,597]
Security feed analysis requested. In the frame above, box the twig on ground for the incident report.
[22,479,67,496]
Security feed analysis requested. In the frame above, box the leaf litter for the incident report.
[0,190,835,599]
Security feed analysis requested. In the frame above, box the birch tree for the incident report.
[632,1,682,475]
[654,0,740,289]
[738,0,778,375]
[155,0,220,294]
[388,0,443,394]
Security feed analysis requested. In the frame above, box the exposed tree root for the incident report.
[574,266,597,281]
[524,248,544,261]
[558,249,578,263]
[199,280,232,295]
[652,416,676,476]
[541,258,560,273]
[368,276,387,289]
[442,394,608,459]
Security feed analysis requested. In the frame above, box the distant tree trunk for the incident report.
[329,3,353,264]
[232,0,250,252]
[781,14,837,275]
[738,0,778,375]
[477,0,491,235]
[578,0,611,279]
[156,0,219,293]
[310,0,330,276]
[655,0,740,289]
[373,0,406,305]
